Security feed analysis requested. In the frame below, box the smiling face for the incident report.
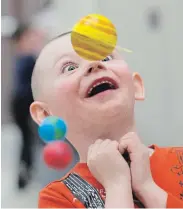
[31,33,144,150]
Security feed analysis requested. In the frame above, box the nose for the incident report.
[86,62,106,74]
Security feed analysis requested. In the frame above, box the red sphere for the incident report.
[43,141,73,169]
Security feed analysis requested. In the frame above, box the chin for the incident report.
[88,98,124,118]
[104,100,124,115]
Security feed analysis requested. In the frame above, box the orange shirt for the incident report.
[39,145,183,208]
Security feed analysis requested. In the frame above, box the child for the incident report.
[30,32,183,208]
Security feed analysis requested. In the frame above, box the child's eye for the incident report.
[102,55,113,62]
[62,63,78,73]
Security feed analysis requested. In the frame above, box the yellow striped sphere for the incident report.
[71,14,117,61]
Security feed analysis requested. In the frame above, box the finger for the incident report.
[119,138,138,156]
[119,133,141,154]
[110,140,119,149]
[118,142,128,154]
[89,139,103,157]
[104,140,119,153]
[120,132,141,143]
[97,139,113,154]
[94,139,103,145]
[100,139,111,148]
[94,139,104,154]
[88,144,94,158]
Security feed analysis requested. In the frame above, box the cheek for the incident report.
[108,60,133,83]
[108,60,135,100]
[54,77,78,97]
[49,77,79,112]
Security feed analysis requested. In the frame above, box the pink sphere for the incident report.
[43,141,73,169]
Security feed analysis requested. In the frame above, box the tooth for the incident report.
[88,88,93,95]
[88,79,116,96]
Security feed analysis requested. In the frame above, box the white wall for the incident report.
[49,0,183,146]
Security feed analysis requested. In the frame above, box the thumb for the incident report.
[118,132,141,154]
[118,141,128,154]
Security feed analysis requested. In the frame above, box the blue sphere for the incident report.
[38,116,67,143]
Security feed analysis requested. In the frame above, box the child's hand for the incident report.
[87,139,131,189]
[119,132,168,208]
[118,132,153,193]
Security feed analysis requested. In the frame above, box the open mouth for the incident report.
[86,77,118,98]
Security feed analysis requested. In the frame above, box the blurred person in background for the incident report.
[11,23,46,189]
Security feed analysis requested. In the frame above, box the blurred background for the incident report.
[1,0,183,207]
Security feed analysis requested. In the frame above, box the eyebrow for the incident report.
[58,54,71,60]
[53,53,73,69]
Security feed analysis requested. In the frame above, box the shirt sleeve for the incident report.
[151,146,183,208]
[165,147,183,208]
[38,185,74,208]
[166,193,183,208]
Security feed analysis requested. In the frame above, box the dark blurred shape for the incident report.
[11,24,29,41]
[10,22,45,189]
[147,7,162,30]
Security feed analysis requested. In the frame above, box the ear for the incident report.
[30,101,51,125]
[132,72,145,101]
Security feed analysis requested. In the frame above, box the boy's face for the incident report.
[31,34,144,141]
